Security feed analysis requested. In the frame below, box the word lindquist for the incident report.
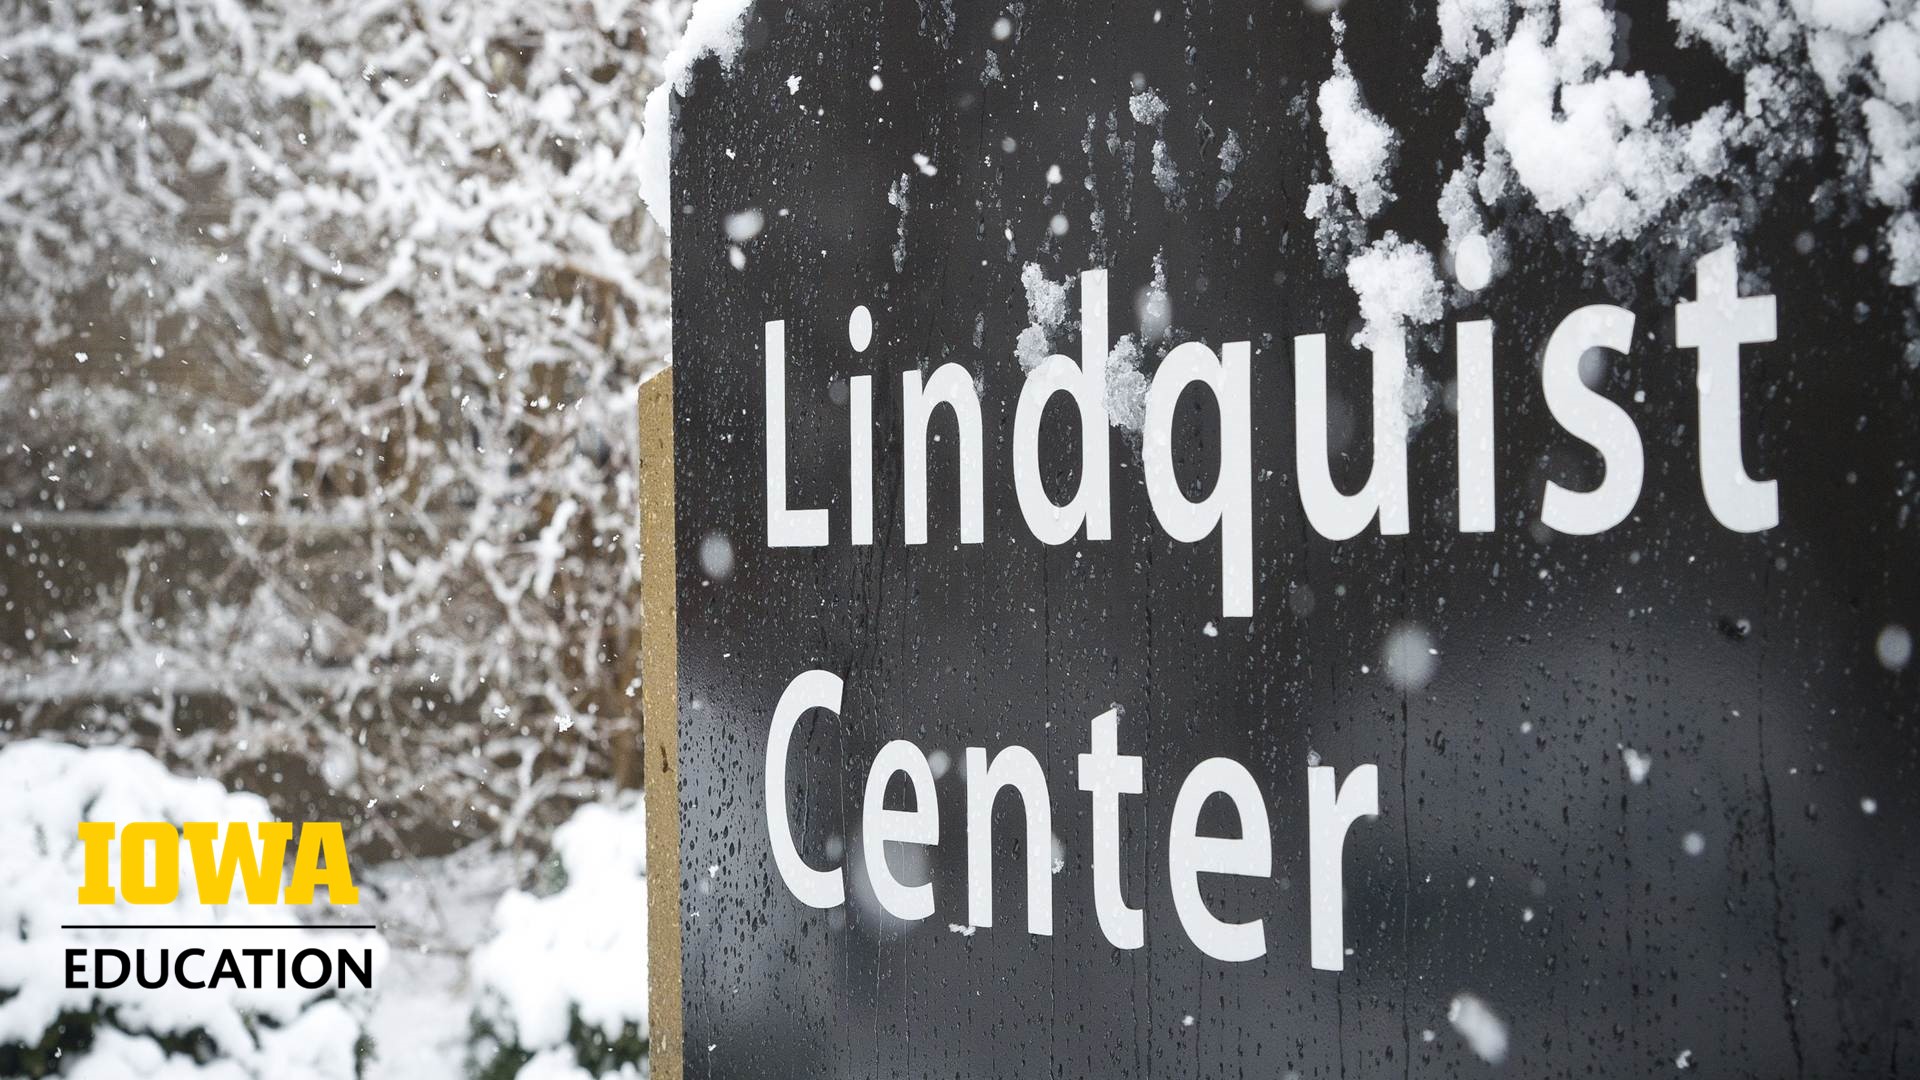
[764,245,1779,616]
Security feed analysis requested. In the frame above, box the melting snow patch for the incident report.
[1447,993,1510,1065]
[724,209,764,242]
[1381,623,1438,690]
[1135,251,1174,341]
[1622,746,1653,784]
[699,531,735,580]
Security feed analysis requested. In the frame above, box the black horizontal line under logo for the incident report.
[60,924,377,931]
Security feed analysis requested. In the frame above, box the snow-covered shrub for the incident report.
[468,797,648,1079]
[0,740,385,1078]
[0,0,686,848]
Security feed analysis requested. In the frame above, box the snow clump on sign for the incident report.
[1346,234,1445,348]
[1129,89,1169,125]
[640,0,758,234]
[1315,51,1400,219]
[1017,262,1074,372]
[1423,0,1920,296]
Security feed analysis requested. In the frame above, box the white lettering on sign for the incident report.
[758,244,1780,613]
[1014,269,1113,546]
[764,669,1381,970]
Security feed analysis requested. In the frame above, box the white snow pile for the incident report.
[639,0,758,234]
[1424,0,1920,279]
[1298,0,1920,371]
[1434,0,1730,243]
[0,740,381,1080]
[469,796,650,1080]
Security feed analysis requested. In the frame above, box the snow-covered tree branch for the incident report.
[0,0,686,848]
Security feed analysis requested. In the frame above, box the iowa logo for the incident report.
[76,822,358,905]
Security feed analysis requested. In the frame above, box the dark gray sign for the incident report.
[669,1,1920,1075]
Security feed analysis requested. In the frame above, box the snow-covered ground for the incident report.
[358,843,534,1080]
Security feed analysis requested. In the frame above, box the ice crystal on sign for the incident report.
[887,173,912,273]
[1447,993,1510,1065]
[1135,252,1174,341]
[1106,334,1151,432]
[1216,128,1243,203]
[1151,139,1180,196]
[1129,89,1168,125]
